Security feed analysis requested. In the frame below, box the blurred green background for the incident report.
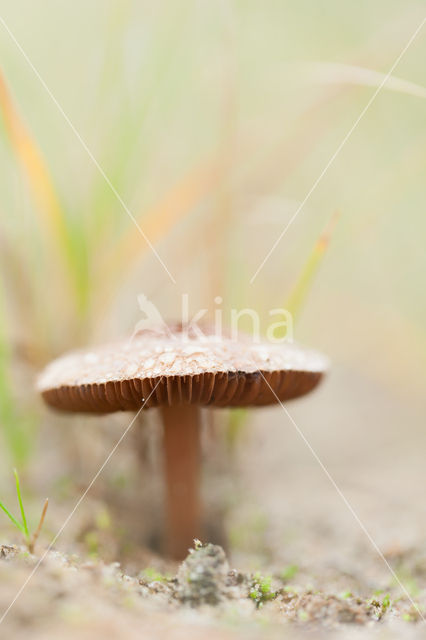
[0,0,425,564]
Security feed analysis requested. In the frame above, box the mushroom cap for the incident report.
[37,328,328,413]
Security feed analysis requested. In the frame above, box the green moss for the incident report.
[280,564,298,581]
[141,567,170,583]
[249,573,277,608]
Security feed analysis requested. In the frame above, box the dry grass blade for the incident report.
[285,211,340,323]
[112,160,221,270]
[29,498,48,554]
[96,157,222,308]
[303,62,426,99]
[0,70,68,248]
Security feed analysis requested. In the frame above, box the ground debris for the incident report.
[0,544,19,560]
[176,542,247,606]
[0,541,423,639]
[279,590,379,626]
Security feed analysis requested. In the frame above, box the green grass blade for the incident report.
[227,408,249,452]
[0,276,32,465]
[0,500,25,534]
[13,469,29,539]
[285,211,340,324]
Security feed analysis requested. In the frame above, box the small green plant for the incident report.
[369,593,392,620]
[0,469,48,554]
[249,573,277,608]
[140,567,171,583]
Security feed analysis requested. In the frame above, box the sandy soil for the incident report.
[0,540,424,639]
[1,364,425,638]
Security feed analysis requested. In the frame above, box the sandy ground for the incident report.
[1,363,426,638]
[0,540,424,640]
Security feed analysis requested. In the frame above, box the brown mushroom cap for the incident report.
[37,329,328,413]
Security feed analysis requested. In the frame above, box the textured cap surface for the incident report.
[38,330,328,413]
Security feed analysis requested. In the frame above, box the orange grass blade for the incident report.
[29,498,48,554]
[0,70,68,249]
[285,210,340,322]
[106,159,221,274]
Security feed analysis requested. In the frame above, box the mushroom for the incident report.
[37,326,327,559]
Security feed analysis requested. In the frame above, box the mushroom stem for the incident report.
[161,404,202,560]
